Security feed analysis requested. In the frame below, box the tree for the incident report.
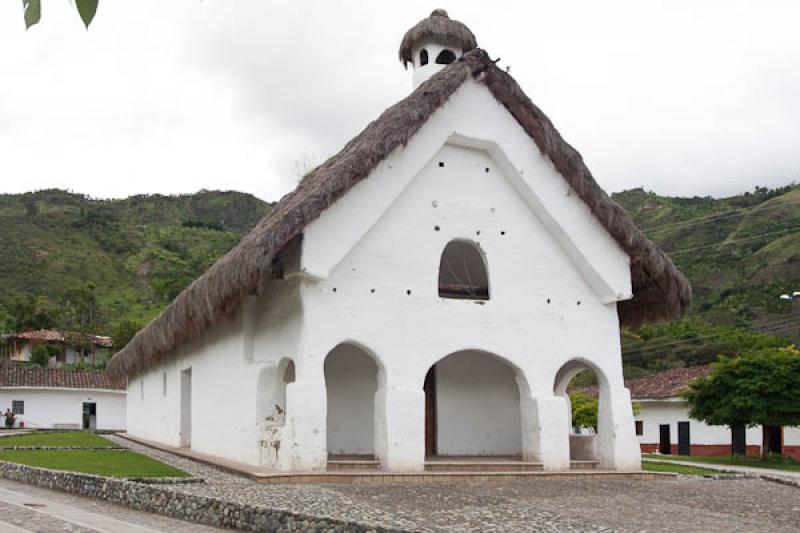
[569,392,598,431]
[111,319,143,353]
[30,344,49,366]
[22,0,98,30]
[8,296,61,332]
[64,283,104,363]
[684,346,800,459]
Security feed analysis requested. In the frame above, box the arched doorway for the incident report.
[324,343,379,457]
[423,350,523,457]
[553,359,605,463]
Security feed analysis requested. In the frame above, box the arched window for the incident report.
[419,48,429,66]
[438,240,489,300]
[435,49,456,65]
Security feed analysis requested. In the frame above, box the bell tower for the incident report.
[399,9,478,89]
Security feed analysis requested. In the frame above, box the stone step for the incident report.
[327,459,381,471]
[571,460,600,470]
[424,460,543,472]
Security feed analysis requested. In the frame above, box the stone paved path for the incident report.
[109,435,800,532]
[0,477,224,532]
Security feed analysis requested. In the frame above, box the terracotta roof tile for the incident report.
[14,329,112,348]
[626,366,711,399]
[0,367,126,391]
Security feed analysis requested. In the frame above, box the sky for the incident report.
[1,1,799,203]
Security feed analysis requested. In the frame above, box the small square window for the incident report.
[635,420,643,436]
[11,400,24,415]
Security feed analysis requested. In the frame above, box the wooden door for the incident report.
[678,421,691,456]
[424,366,437,457]
[659,424,671,454]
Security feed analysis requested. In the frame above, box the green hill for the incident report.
[613,183,800,376]
[0,189,271,337]
[1,184,798,376]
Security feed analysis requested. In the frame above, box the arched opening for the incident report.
[438,240,489,300]
[553,360,606,463]
[419,48,429,66]
[324,343,379,457]
[435,49,456,65]
[423,350,523,457]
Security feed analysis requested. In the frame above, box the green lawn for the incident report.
[0,450,189,478]
[0,432,116,448]
[643,453,800,473]
[642,461,726,476]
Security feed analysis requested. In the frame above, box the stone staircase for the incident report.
[327,455,381,471]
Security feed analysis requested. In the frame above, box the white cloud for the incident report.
[0,1,798,201]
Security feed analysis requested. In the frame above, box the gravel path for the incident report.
[110,435,800,532]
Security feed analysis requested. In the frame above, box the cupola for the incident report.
[399,9,478,89]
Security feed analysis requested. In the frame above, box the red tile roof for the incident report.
[13,330,112,348]
[0,367,126,391]
[571,366,712,400]
[626,366,712,400]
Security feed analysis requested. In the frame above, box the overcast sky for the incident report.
[1,1,799,202]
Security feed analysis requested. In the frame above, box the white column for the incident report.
[597,385,641,470]
[375,384,425,471]
[282,381,327,471]
[525,395,571,470]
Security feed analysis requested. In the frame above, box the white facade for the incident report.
[636,398,800,453]
[126,76,642,473]
[0,388,126,430]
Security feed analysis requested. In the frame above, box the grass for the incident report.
[0,449,189,478]
[642,461,725,476]
[643,453,800,473]
[0,432,116,448]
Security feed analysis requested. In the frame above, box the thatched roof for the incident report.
[108,48,691,380]
[399,9,478,67]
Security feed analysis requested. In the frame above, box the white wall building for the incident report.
[0,367,126,430]
[630,367,800,458]
[109,10,690,473]
[1,329,112,367]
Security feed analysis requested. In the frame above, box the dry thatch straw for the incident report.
[108,48,691,380]
[399,9,477,67]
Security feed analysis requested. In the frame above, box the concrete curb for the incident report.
[0,446,125,450]
[0,460,398,532]
[759,475,800,489]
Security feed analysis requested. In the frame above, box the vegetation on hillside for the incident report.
[614,183,800,378]
[0,189,271,343]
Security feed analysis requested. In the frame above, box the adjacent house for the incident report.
[108,10,690,472]
[630,366,800,459]
[1,329,113,366]
[0,367,126,430]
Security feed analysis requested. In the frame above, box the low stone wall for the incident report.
[0,461,392,532]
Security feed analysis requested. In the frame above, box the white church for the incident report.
[109,10,690,474]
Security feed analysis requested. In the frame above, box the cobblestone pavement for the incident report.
[0,477,224,532]
[110,436,800,532]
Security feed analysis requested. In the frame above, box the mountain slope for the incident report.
[613,184,800,375]
[0,189,272,332]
